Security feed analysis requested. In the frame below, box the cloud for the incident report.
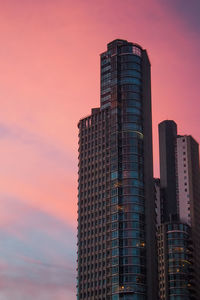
[0,122,78,227]
[0,122,75,169]
[0,196,76,300]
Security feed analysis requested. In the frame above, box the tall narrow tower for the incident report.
[77,39,157,300]
[159,120,177,222]
[158,121,200,299]
[176,135,200,298]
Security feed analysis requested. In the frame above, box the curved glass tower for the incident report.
[77,39,157,300]
[158,222,195,300]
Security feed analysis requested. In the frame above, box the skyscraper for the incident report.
[159,120,178,223]
[157,121,200,299]
[176,135,200,298]
[77,39,157,300]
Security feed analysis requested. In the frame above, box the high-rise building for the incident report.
[157,222,194,300]
[77,39,157,300]
[158,121,178,223]
[176,135,200,298]
[157,121,200,299]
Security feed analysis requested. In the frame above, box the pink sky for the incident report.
[0,0,199,299]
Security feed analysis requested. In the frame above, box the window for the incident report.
[111,171,118,180]
[133,46,142,57]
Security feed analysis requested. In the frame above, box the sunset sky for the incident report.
[0,0,200,299]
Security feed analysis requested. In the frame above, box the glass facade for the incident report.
[158,223,195,300]
[101,41,146,300]
[77,39,157,300]
[167,223,194,300]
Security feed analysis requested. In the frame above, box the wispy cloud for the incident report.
[0,122,75,170]
[0,196,76,300]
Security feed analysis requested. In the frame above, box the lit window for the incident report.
[133,46,142,57]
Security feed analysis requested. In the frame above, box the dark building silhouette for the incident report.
[157,121,200,299]
[159,120,177,222]
[77,39,157,300]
